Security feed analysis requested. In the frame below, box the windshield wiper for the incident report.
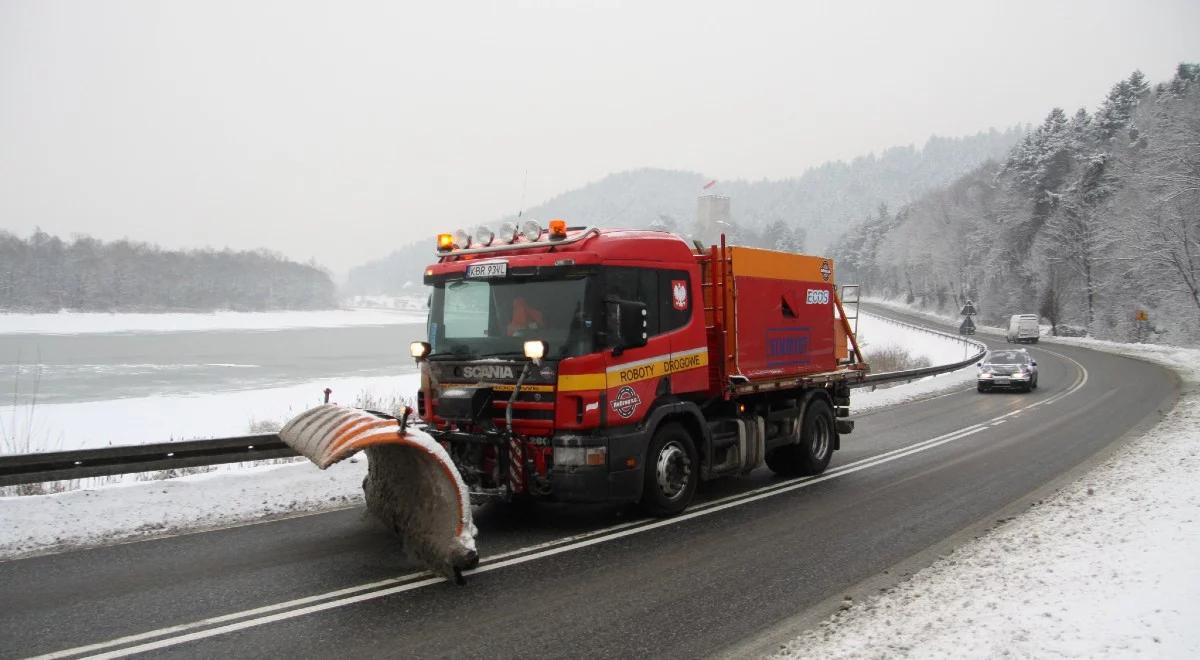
[475,351,527,359]
[428,344,473,360]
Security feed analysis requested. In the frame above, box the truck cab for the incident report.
[411,221,865,515]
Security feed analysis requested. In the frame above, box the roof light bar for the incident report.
[432,224,598,257]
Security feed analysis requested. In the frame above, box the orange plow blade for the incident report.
[279,404,478,581]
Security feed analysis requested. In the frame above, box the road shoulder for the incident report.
[742,338,1195,659]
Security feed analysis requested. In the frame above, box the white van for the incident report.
[1006,314,1040,343]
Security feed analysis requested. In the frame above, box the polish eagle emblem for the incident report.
[671,280,688,311]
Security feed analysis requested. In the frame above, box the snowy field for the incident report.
[0,308,425,335]
[774,338,1200,659]
[0,314,979,558]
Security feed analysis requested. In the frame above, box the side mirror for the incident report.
[605,297,648,356]
[1031,360,1037,366]
[977,362,983,367]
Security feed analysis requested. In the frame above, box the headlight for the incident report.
[979,372,993,379]
[453,228,472,249]
[523,339,547,361]
[554,446,606,467]
[409,341,431,359]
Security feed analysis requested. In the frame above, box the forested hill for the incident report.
[346,129,1021,296]
[833,64,1200,345]
[0,231,337,312]
[518,130,1021,251]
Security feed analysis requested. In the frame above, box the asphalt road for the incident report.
[0,307,1179,660]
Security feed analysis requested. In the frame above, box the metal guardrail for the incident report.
[0,311,988,488]
[0,435,296,487]
[852,311,988,387]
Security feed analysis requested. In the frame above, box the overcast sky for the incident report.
[2,0,1197,274]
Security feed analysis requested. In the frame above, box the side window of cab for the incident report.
[603,267,660,340]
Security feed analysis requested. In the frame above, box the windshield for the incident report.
[428,275,595,359]
[986,351,1028,365]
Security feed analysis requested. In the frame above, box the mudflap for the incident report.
[278,404,479,582]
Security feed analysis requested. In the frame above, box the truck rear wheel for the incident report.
[640,423,698,517]
[766,398,835,477]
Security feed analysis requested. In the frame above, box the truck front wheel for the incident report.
[640,423,698,517]
[766,398,835,477]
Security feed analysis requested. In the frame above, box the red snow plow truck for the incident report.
[410,221,868,516]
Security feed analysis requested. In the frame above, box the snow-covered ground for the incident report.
[0,460,369,559]
[0,308,425,335]
[774,338,1200,659]
[0,314,976,558]
[857,311,980,369]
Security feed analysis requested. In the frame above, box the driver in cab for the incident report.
[507,296,544,336]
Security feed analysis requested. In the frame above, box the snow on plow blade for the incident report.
[278,404,478,581]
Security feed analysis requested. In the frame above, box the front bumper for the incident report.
[978,373,1030,388]
[431,425,649,504]
[548,427,648,504]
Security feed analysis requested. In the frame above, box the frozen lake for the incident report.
[0,311,426,451]
[0,323,424,405]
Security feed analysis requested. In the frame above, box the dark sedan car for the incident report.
[977,349,1038,393]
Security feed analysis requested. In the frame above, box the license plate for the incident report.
[466,262,507,279]
[994,378,1010,385]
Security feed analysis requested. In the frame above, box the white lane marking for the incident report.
[26,520,652,660]
[43,354,1092,660]
[26,573,431,660]
[1025,347,1089,408]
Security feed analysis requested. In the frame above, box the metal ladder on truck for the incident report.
[837,284,863,365]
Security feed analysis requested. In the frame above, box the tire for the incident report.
[977,383,989,393]
[640,423,698,516]
[1031,375,1038,390]
[765,398,835,477]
